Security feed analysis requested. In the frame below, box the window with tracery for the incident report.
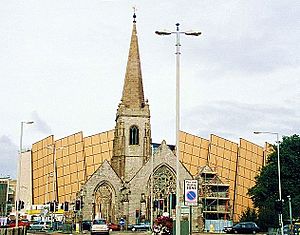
[129,125,139,145]
[145,165,177,218]
[152,165,176,199]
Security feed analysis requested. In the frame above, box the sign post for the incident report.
[184,180,198,206]
[184,180,198,235]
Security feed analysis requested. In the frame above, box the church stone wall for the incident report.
[128,141,193,224]
[125,157,144,182]
[81,161,123,222]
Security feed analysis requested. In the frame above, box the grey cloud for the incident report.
[0,135,17,178]
[182,101,300,141]
[187,1,300,74]
[31,111,52,134]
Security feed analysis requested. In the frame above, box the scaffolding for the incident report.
[196,165,231,231]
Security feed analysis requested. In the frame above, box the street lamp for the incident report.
[287,195,293,228]
[46,145,64,229]
[150,146,154,230]
[46,145,64,203]
[254,131,283,235]
[16,121,34,227]
[156,24,201,234]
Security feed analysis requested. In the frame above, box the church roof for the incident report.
[121,13,145,109]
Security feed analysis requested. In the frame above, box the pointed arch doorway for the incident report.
[93,182,115,222]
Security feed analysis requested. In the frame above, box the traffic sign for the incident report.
[184,180,198,206]
[119,218,125,226]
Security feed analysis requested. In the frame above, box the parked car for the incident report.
[82,220,92,231]
[29,221,51,231]
[224,222,260,234]
[8,219,31,228]
[128,222,150,231]
[108,223,120,231]
[91,219,109,235]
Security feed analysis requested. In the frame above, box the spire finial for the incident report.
[133,6,137,23]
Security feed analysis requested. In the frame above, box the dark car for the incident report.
[82,220,92,231]
[224,222,260,234]
[128,222,150,231]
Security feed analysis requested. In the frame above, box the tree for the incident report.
[248,134,300,230]
[239,207,258,223]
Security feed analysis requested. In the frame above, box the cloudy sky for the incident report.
[0,0,299,178]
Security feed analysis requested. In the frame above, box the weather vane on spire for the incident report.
[133,6,137,23]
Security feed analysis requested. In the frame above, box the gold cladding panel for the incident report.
[179,131,187,142]
[179,131,209,176]
[84,136,92,147]
[209,134,238,219]
[32,135,54,205]
[92,135,100,145]
[100,132,108,143]
[86,156,94,166]
[83,130,114,179]
[233,139,264,220]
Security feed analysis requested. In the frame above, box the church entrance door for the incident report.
[93,182,115,222]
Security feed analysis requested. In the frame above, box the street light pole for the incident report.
[150,147,154,230]
[254,131,283,235]
[16,121,34,227]
[47,145,64,203]
[156,24,201,235]
[287,195,292,227]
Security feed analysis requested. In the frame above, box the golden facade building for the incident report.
[32,131,114,205]
[31,132,266,221]
[30,14,267,224]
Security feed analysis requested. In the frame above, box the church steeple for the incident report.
[120,13,145,109]
[112,12,152,181]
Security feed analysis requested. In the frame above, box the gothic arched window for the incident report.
[129,125,139,145]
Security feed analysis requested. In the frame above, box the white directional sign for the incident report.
[184,180,198,206]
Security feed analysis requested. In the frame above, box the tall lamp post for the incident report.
[46,145,64,228]
[46,145,64,203]
[287,195,292,227]
[254,131,283,235]
[156,24,201,234]
[16,121,34,227]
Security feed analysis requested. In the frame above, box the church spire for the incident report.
[112,12,151,181]
[120,12,145,109]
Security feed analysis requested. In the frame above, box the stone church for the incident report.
[80,14,194,226]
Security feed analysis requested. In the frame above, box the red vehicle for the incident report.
[8,219,31,228]
[108,223,120,231]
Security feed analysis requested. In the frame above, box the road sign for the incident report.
[119,218,125,226]
[184,180,198,206]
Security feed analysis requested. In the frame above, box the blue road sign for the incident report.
[184,179,198,206]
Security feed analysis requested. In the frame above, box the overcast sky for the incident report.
[0,0,299,178]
